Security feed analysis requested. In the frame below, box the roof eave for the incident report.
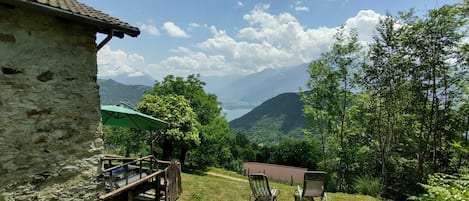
[0,0,140,38]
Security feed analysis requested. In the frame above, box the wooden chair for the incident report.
[248,173,279,201]
[294,171,328,201]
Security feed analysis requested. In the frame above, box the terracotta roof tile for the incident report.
[1,0,140,37]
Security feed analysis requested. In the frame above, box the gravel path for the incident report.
[206,172,248,182]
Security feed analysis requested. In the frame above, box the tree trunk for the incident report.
[179,145,188,167]
[162,139,174,161]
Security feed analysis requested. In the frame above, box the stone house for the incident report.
[0,0,139,200]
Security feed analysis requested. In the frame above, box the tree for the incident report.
[103,126,149,157]
[399,3,468,181]
[186,117,234,169]
[358,14,414,192]
[153,74,221,125]
[136,94,200,164]
[151,74,226,167]
[270,138,320,169]
[301,27,362,192]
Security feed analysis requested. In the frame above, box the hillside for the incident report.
[229,92,308,144]
[98,79,152,107]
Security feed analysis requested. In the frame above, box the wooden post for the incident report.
[155,174,161,201]
[127,190,133,201]
[139,159,143,178]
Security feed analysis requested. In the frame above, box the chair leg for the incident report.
[322,193,328,201]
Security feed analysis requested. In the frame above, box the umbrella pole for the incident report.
[150,131,154,170]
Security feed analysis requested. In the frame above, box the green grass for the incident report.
[178,168,379,201]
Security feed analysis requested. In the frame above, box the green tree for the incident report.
[151,74,228,168]
[301,27,362,192]
[399,3,468,181]
[186,117,234,169]
[136,94,200,165]
[270,138,320,169]
[103,126,149,156]
[153,74,221,125]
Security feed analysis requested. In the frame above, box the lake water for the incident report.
[223,108,253,121]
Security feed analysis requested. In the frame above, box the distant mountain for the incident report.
[229,92,308,144]
[98,79,152,107]
[216,64,309,110]
[100,74,155,86]
[200,74,244,94]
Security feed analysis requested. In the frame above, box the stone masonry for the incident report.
[0,5,104,200]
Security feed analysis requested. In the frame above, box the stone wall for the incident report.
[0,5,103,200]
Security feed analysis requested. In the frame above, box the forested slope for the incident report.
[229,92,308,144]
[98,79,152,107]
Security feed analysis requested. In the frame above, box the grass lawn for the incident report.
[177,168,379,201]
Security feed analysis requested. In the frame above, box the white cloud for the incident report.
[97,45,146,78]
[98,7,383,80]
[189,22,200,28]
[295,6,309,12]
[344,10,383,43]
[188,22,200,31]
[170,46,192,54]
[163,22,191,38]
[139,23,160,36]
[237,1,243,7]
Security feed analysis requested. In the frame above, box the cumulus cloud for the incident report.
[97,45,146,77]
[344,10,382,43]
[237,1,244,7]
[163,22,191,38]
[139,23,160,36]
[98,6,383,80]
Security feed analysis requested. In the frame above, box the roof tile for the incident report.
[8,0,140,37]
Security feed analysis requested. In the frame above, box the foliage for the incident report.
[301,27,363,192]
[409,170,469,201]
[300,2,469,199]
[186,117,235,169]
[230,93,308,144]
[150,74,228,168]
[152,74,220,125]
[353,175,382,197]
[268,138,320,169]
[136,94,200,162]
[103,126,150,156]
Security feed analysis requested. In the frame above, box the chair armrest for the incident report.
[271,188,280,196]
[295,185,303,200]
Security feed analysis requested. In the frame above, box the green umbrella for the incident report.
[101,104,168,130]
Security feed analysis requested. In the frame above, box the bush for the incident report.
[409,170,469,201]
[353,175,382,197]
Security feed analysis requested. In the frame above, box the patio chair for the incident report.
[294,171,328,201]
[248,173,279,201]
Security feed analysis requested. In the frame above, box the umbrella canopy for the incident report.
[101,105,168,130]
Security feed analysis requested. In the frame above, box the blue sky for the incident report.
[80,0,460,82]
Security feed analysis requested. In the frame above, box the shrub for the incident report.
[353,175,382,197]
[409,170,469,201]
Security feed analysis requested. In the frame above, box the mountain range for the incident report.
[212,64,309,110]
[103,64,310,115]
[98,79,151,107]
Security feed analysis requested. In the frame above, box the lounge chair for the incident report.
[294,171,328,201]
[248,173,280,201]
